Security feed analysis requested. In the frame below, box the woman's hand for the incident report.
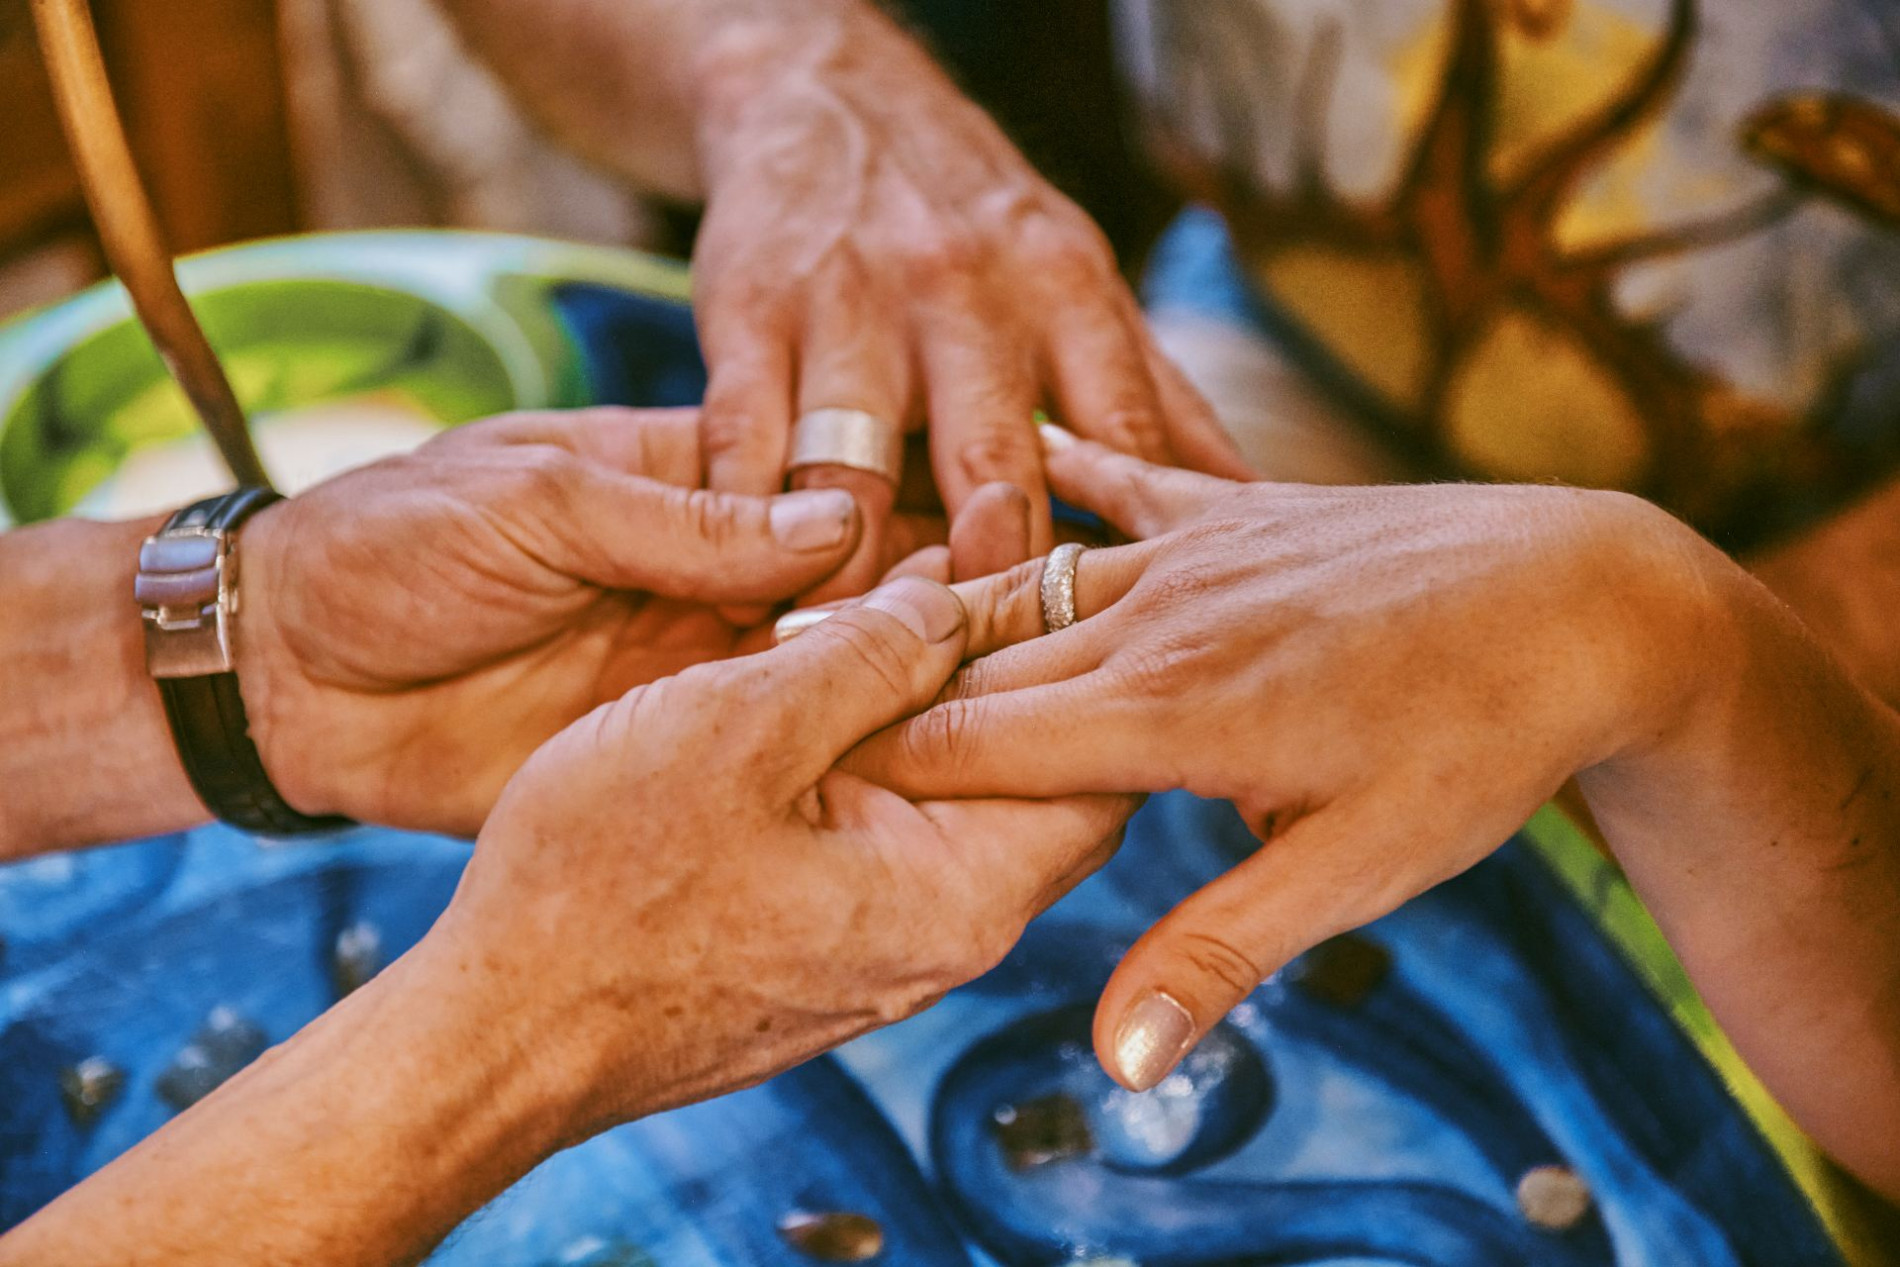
[422,575,1137,1131]
[687,5,1252,599]
[236,407,876,836]
[853,429,1732,1090]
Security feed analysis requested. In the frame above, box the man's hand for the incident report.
[237,407,867,836]
[0,579,1136,1265]
[431,576,1137,1126]
[437,0,1254,602]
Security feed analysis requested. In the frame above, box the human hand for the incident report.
[236,407,878,836]
[689,5,1253,601]
[417,577,1137,1131]
[853,430,1728,1091]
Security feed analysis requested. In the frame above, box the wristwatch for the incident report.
[136,488,353,837]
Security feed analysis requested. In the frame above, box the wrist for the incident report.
[0,515,207,857]
[1568,496,1761,818]
[223,502,340,822]
[689,2,956,188]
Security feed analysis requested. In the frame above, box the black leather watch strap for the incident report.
[142,489,353,837]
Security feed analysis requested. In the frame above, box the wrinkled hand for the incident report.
[419,577,1137,1129]
[692,10,1252,600]
[853,430,1720,1091]
[237,407,875,836]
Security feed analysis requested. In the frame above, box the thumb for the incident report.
[529,461,864,603]
[752,577,971,780]
[1093,804,1396,1092]
[1038,423,1236,539]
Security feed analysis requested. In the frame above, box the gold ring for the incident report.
[787,408,904,486]
[1040,543,1087,633]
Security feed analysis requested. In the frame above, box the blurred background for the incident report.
[0,0,1176,323]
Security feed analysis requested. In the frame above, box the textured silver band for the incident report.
[787,408,905,485]
[1040,543,1087,633]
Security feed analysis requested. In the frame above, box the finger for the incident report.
[882,513,950,573]
[948,539,1156,658]
[767,547,951,645]
[434,407,705,485]
[792,290,915,603]
[949,481,1034,582]
[750,577,970,775]
[1038,424,1235,539]
[1092,803,1402,1092]
[773,535,1152,654]
[1041,303,1173,464]
[699,304,797,496]
[921,792,1141,921]
[1140,335,1260,481]
[882,545,953,584]
[841,670,1159,802]
[918,311,1052,552]
[523,456,862,602]
[790,466,898,604]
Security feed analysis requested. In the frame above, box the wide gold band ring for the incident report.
[787,408,905,486]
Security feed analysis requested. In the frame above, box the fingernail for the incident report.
[1113,991,1196,1091]
[773,607,836,644]
[862,578,965,644]
[770,489,858,551]
[1038,422,1079,453]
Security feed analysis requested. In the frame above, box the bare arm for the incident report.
[1751,473,1900,709]
[0,516,207,857]
[434,0,938,202]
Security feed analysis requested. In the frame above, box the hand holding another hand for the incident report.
[418,577,1137,1131]
[234,407,875,837]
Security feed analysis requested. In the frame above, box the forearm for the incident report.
[436,0,948,201]
[0,943,576,1266]
[1579,557,1900,1199]
[0,516,206,858]
[1751,473,1900,708]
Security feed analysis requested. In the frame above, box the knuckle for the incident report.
[904,698,981,772]
[955,430,1037,489]
[1095,404,1167,450]
[676,487,746,550]
[699,401,771,458]
[824,620,919,700]
[1174,930,1265,999]
[1036,230,1116,287]
[901,228,987,289]
[508,444,581,506]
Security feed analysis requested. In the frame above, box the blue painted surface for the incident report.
[0,794,1843,1265]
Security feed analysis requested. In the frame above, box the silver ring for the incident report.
[788,408,904,486]
[1040,543,1087,633]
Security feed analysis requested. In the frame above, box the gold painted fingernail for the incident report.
[774,607,837,644]
[1113,991,1196,1091]
[1037,421,1079,452]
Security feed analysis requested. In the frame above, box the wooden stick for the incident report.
[29,0,275,490]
